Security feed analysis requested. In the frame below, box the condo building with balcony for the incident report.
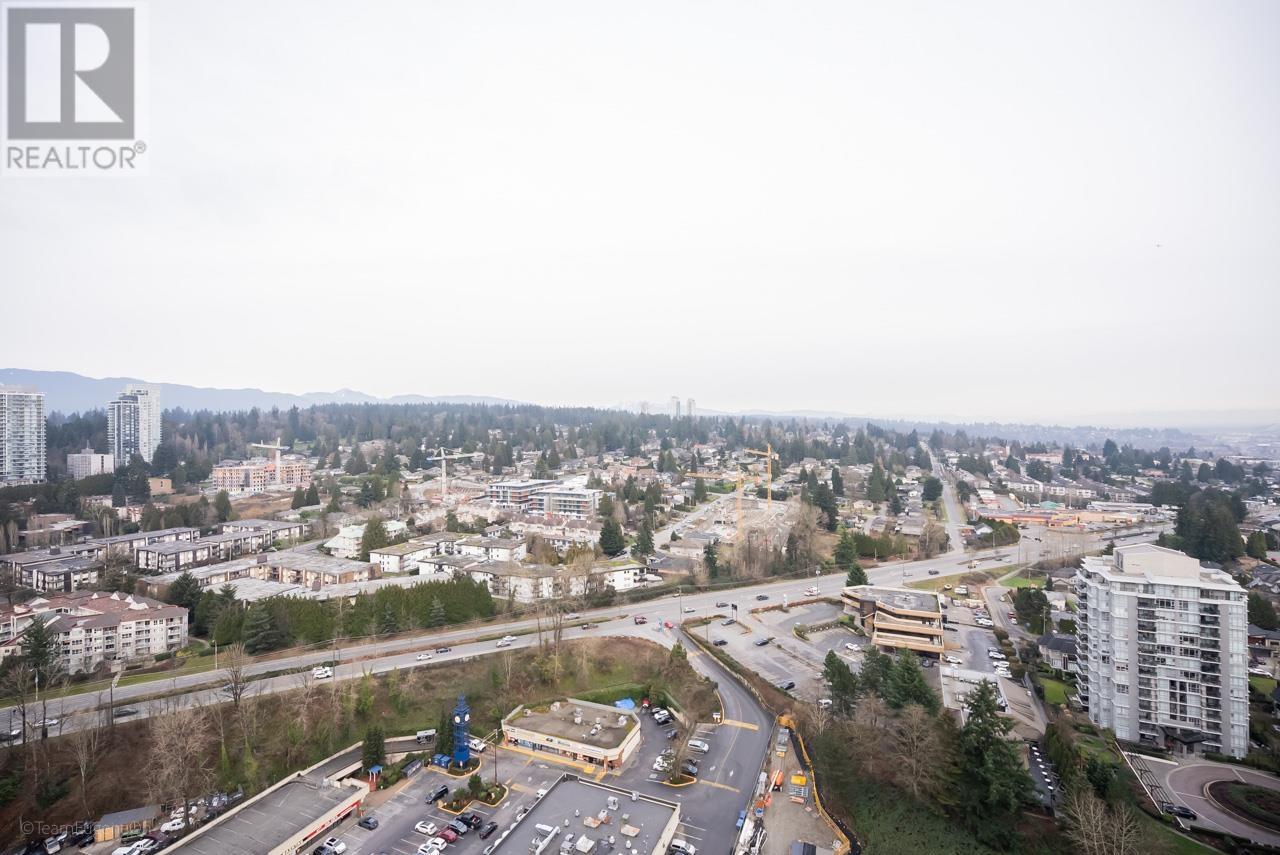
[1075,543,1248,758]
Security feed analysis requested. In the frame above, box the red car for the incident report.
[439,828,459,843]
[663,621,673,629]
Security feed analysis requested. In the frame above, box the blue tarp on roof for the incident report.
[613,698,636,711]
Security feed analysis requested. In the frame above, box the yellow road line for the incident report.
[718,719,759,731]
[697,779,741,793]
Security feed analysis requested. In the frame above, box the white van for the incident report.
[312,666,333,680]
[669,840,697,855]
[687,739,710,754]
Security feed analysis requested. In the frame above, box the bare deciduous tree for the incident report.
[1063,787,1148,855]
[222,642,250,713]
[145,700,216,830]
[888,703,945,799]
[67,712,103,816]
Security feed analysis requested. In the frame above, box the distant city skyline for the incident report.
[1,1,1277,425]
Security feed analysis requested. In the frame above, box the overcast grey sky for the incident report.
[2,0,1277,424]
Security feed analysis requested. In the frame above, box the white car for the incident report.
[501,635,516,643]
[416,652,432,661]
[469,737,487,753]
[415,821,438,836]
[683,607,696,613]
[420,843,446,855]
[323,838,347,854]
[844,642,858,651]
[988,651,1006,660]
[312,666,333,680]
[804,587,818,596]
[566,613,580,620]
[495,639,512,648]
[687,739,710,753]
[944,655,963,665]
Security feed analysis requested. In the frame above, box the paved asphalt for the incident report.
[6,514,1166,740]
[318,625,772,855]
[1132,754,1280,847]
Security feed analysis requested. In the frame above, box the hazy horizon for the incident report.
[2,0,1277,424]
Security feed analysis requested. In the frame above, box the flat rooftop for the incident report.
[168,775,363,855]
[508,701,637,749]
[491,775,677,855]
[846,585,940,614]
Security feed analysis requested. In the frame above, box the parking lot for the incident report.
[329,652,767,855]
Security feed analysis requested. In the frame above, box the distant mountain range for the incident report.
[0,369,524,415]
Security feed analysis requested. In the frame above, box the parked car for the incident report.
[159,819,187,834]
[480,821,500,839]
[682,607,695,613]
[736,810,747,829]
[357,816,379,830]
[438,828,459,844]
[665,727,678,739]
[634,616,648,624]
[777,680,796,692]
[681,759,699,776]
[712,639,727,646]
[419,844,444,855]
[426,784,449,803]
[669,838,698,855]
[945,655,963,665]
[448,819,469,836]
[566,613,581,620]
[323,839,347,854]
[754,638,771,646]
[460,813,484,829]
[755,594,769,601]
[687,739,710,753]
[715,601,729,608]
[415,822,438,836]
[720,618,735,626]
[427,836,449,851]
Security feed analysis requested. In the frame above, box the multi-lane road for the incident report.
[3,517,1166,739]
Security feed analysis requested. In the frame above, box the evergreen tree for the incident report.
[1248,593,1278,631]
[427,597,447,628]
[634,521,655,556]
[955,681,1033,850]
[1247,531,1269,560]
[346,445,369,475]
[821,650,859,714]
[166,571,202,614]
[867,463,886,503]
[305,483,321,506]
[885,650,939,713]
[830,466,844,497]
[702,543,719,577]
[859,647,892,697]
[359,517,389,561]
[600,519,625,556]
[362,726,386,771]
[437,707,454,758]
[20,615,61,686]
[214,490,233,523]
[693,477,708,503]
[326,492,342,513]
[377,601,400,635]
[290,487,306,509]
[242,602,284,654]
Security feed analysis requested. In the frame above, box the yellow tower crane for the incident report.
[744,444,775,513]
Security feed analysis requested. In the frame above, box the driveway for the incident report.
[1132,754,1280,847]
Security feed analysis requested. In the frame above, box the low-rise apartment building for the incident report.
[485,479,557,510]
[841,585,944,656]
[526,485,603,519]
[456,536,528,563]
[0,591,188,675]
[506,516,602,553]
[323,520,409,560]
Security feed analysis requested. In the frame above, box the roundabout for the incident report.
[1163,760,1280,846]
